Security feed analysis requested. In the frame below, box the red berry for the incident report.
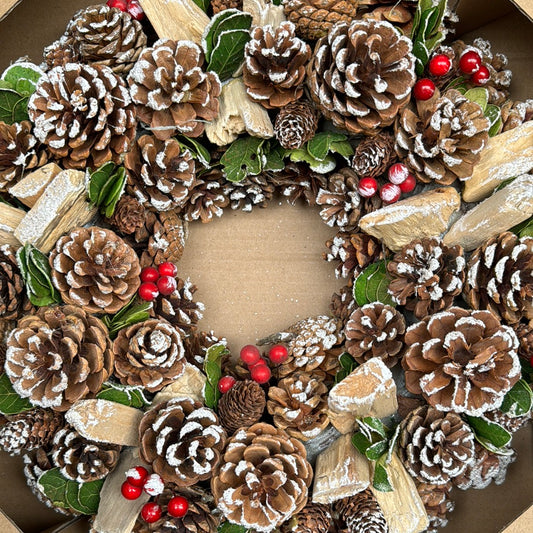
[380,183,401,204]
[529,355,533,368]
[144,473,165,496]
[268,344,288,365]
[240,345,261,366]
[126,466,149,488]
[121,481,142,500]
[471,65,490,86]
[107,0,128,11]
[387,163,409,185]
[249,357,266,368]
[428,54,452,77]
[357,177,378,198]
[139,282,159,302]
[459,50,482,75]
[167,496,189,518]
[141,503,162,524]
[127,0,145,20]
[157,275,177,296]
[158,262,177,277]
[399,173,416,193]
[140,267,159,283]
[218,376,236,394]
[250,363,271,384]
[413,79,436,101]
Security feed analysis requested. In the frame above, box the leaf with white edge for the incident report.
[75,478,105,514]
[0,373,34,415]
[307,132,348,161]
[352,432,372,455]
[386,424,401,464]
[208,28,251,81]
[475,437,516,456]
[366,439,389,461]
[467,415,512,449]
[1,62,43,96]
[288,148,336,173]
[354,261,396,307]
[96,382,150,409]
[178,136,211,168]
[362,417,387,439]
[263,144,285,173]
[464,88,489,112]
[203,343,228,410]
[330,140,354,160]
[38,468,69,509]
[0,89,29,124]
[373,458,393,492]
[102,298,152,339]
[500,380,533,417]
[221,136,265,183]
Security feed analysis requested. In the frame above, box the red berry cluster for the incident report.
[106,0,144,20]
[458,50,490,86]
[139,262,178,302]
[358,163,415,205]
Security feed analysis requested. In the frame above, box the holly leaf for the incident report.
[352,432,372,455]
[353,261,396,307]
[208,28,251,81]
[467,415,512,449]
[0,373,34,415]
[0,88,29,124]
[361,416,387,439]
[87,162,127,217]
[221,136,265,183]
[97,382,150,409]
[499,380,533,417]
[366,439,389,461]
[373,458,393,492]
[102,297,152,338]
[203,343,228,410]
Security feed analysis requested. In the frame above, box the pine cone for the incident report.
[0,409,64,456]
[464,232,533,325]
[402,307,521,416]
[128,39,221,139]
[501,99,533,132]
[217,380,266,434]
[52,426,121,483]
[359,0,418,34]
[43,37,80,69]
[183,330,225,370]
[399,405,475,485]
[139,398,226,486]
[416,481,454,533]
[211,422,312,531]
[267,372,329,441]
[308,19,416,134]
[345,302,405,368]
[113,319,186,392]
[387,237,466,319]
[335,489,388,533]
[514,321,533,362]
[395,89,490,185]
[223,174,276,212]
[283,0,359,41]
[484,409,531,434]
[211,0,242,14]
[330,284,356,324]
[243,22,311,109]
[281,502,331,533]
[0,245,30,321]
[49,226,141,314]
[351,132,396,178]
[108,194,146,236]
[5,305,113,411]
[275,100,318,150]
[28,63,136,169]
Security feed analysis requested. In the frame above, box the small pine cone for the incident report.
[43,37,80,69]
[324,230,384,279]
[108,194,146,236]
[402,307,521,416]
[113,319,186,392]
[274,100,318,150]
[0,120,48,192]
[501,99,533,132]
[316,168,361,229]
[345,302,405,368]
[283,0,359,41]
[308,19,416,135]
[183,330,225,370]
[399,405,475,485]
[267,372,329,441]
[387,237,466,319]
[29,63,136,169]
[243,22,311,109]
[280,502,332,533]
[416,481,454,533]
[211,0,242,14]
[128,39,221,139]
[351,132,396,178]
[335,489,388,533]
[330,284,356,324]
[464,232,533,325]
[49,227,141,314]
[223,174,276,212]
[6,305,114,411]
[52,426,121,483]
[0,245,30,321]
[217,380,266,434]
[139,398,226,486]
[484,409,531,434]
[0,409,64,456]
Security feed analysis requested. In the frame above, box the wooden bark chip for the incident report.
[152,362,207,405]
[0,203,25,249]
[9,162,61,207]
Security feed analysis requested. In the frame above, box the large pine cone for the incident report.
[128,39,221,139]
[49,227,141,314]
[308,19,416,134]
[416,481,454,533]
[351,131,396,179]
[345,302,405,367]
[5,305,113,411]
[0,245,30,321]
[402,307,521,416]
[464,232,533,325]
[267,372,329,441]
[274,100,318,150]
[398,405,475,485]
[28,63,136,169]
[52,426,121,483]
[66,5,147,75]
[387,237,466,319]
[335,489,388,533]
[139,398,226,486]
[281,502,332,533]
[125,135,196,212]
[211,423,312,531]
[113,319,186,392]
[395,89,490,185]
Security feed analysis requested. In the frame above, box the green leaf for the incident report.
[38,469,69,508]
[0,373,34,415]
[335,352,358,384]
[361,416,387,439]
[500,380,533,417]
[307,132,348,161]
[104,298,151,338]
[192,0,209,11]
[366,439,389,461]
[0,89,29,124]
[352,432,372,455]
[467,415,512,449]
[218,523,251,533]
[221,136,264,183]
[373,461,393,492]
[97,382,150,409]
[1,62,43,96]
[263,144,285,173]
[353,260,396,307]
[203,343,228,410]
[287,148,337,173]
[177,136,211,167]
[464,88,489,112]
[87,162,127,217]
[208,28,251,81]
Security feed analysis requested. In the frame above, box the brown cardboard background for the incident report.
[0,0,531,532]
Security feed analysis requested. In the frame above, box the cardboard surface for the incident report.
[500,504,533,533]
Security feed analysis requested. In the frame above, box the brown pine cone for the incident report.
[399,405,475,485]
[28,63,136,169]
[330,284,356,324]
[464,232,533,325]
[275,100,318,150]
[267,372,329,441]
[128,39,221,139]
[0,409,64,456]
[113,319,186,392]
[0,245,30,321]
[395,89,490,185]
[416,481,454,533]
[359,0,418,35]
[211,0,242,14]
[5,305,113,411]
[183,331,225,370]
[514,321,533,362]
[281,502,331,533]
[308,19,416,135]
[283,0,359,41]
[484,409,531,434]
[0,318,14,369]
[243,22,311,109]
[223,174,276,212]
[211,422,312,531]
[139,398,226,486]
[351,132,396,179]
[49,226,141,314]
[500,99,533,132]
[217,380,266,434]
[335,489,388,533]
[402,307,521,416]
[43,37,80,69]
[108,194,146,235]
[345,302,405,368]
[52,426,121,483]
